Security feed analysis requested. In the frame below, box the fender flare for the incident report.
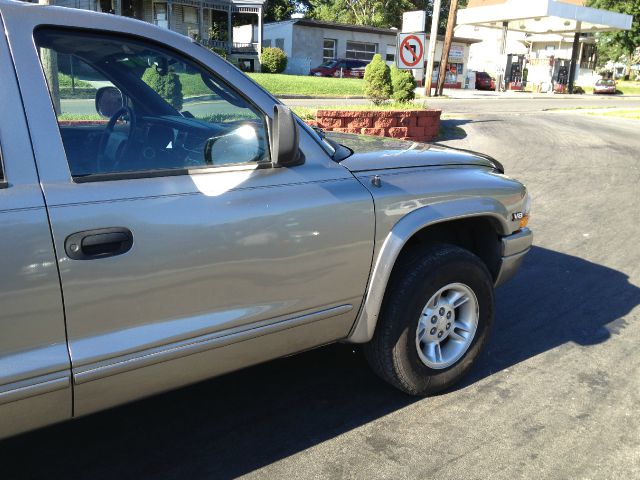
[346,197,511,343]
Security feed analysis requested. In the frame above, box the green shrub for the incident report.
[572,85,585,94]
[261,47,288,74]
[142,67,183,111]
[390,65,416,102]
[364,54,392,105]
[209,47,228,60]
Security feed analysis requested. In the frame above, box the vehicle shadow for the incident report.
[438,118,472,140]
[437,118,504,141]
[0,246,637,479]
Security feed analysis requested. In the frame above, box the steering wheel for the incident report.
[97,106,136,173]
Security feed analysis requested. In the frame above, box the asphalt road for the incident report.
[1,103,639,479]
[284,93,640,115]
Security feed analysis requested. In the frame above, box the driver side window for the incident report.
[35,28,269,179]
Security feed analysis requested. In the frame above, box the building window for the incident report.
[275,38,285,50]
[154,3,168,29]
[262,39,272,48]
[183,6,197,24]
[346,41,377,61]
[386,44,395,63]
[323,39,336,62]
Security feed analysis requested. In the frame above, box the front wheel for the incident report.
[363,244,495,396]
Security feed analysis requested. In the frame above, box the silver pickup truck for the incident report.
[0,0,532,439]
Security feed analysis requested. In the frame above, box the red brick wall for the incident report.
[314,109,441,142]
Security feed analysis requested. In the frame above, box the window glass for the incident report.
[154,3,168,29]
[323,39,336,62]
[183,6,197,24]
[275,38,285,50]
[345,41,377,61]
[386,45,395,63]
[35,28,269,178]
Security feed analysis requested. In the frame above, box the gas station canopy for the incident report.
[457,0,633,34]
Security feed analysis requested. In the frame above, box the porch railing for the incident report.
[203,39,259,54]
[580,60,596,70]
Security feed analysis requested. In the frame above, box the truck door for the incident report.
[8,19,374,416]
[0,13,71,439]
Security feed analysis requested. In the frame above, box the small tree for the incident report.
[390,65,416,102]
[364,54,392,105]
[261,47,288,73]
[142,67,183,111]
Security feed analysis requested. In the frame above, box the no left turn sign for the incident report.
[397,32,426,69]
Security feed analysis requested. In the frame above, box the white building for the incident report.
[457,25,600,87]
[257,18,477,87]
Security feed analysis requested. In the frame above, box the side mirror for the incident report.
[271,105,302,167]
[204,124,262,166]
[95,87,124,118]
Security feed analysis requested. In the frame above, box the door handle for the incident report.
[65,227,133,260]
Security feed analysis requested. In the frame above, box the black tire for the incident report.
[363,244,495,396]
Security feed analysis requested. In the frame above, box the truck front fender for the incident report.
[346,197,511,343]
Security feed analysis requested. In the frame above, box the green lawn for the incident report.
[616,81,640,95]
[179,71,365,98]
[588,108,640,120]
[248,73,364,97]
[58,73,97,99]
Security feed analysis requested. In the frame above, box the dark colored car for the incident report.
[310,59,368,78]
[475,71,496,90]
[593,79,617,94]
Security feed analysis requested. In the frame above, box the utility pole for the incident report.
[39,0,60,114]
[496,21,508,91]
[424,0,442,97]
[436,0,458,97]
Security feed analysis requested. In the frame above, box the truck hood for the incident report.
[336,136,503,173]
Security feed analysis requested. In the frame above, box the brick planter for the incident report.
[314,109,441,142]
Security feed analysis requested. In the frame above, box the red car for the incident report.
[475,71,496,90]
[310,59,368,78]
[593,79,617,94]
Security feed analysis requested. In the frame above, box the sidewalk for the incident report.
[417,87,640,100]
[416,87,559,100]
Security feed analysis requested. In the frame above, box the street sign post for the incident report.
[397,32,426,70]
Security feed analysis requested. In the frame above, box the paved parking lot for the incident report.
[1,101,638,479]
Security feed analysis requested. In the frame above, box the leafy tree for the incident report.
[142,67,184,111]
[588,0,640,78]
[391,65,416,102]
[308,0,414,29]
[364,53,392,104]
[305,0,468,30]
[265,0,312,22]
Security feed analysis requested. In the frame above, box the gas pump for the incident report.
[505,54,525,90]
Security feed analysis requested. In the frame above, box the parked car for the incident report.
[476,71,496,90]
[0,0,532,440]
[310,58,368,78]
[593,79,617,94]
